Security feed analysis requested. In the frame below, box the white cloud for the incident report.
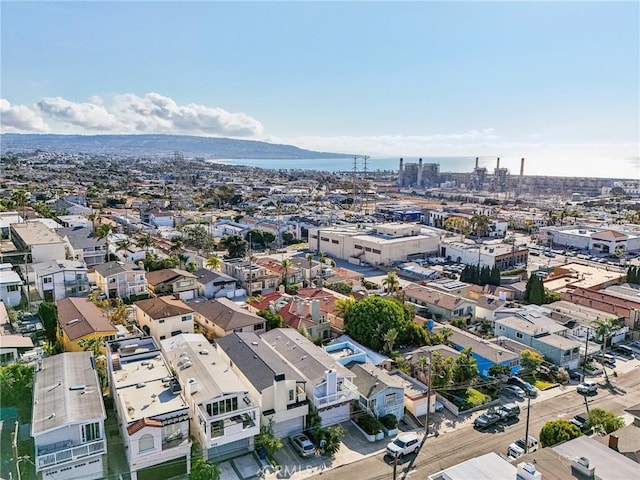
[38,96,123,130]
[0,98,50,132]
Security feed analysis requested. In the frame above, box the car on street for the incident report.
[290,434,316,457]
[507,436,539,459]
[503,385,526,398]
[386,433,420,457]
[577,381,598,395]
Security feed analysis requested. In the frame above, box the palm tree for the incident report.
[440,326,453,345]
[137,234,154,252]
[11,189,28,220]
[115,238,132,261]
[382,328,398,354]
[306,253,314,287]
[177,253,190,270]
[206,255,221,271]
[86,210,101,231]
[334,296,356,318]
[382,270,400,296]
[416,354,431,386]
[593,318,616,383]
[95,223,113,262]
[281,258,292,285]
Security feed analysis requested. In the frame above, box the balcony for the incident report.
[36,438,105,470]
[312,380,358,409]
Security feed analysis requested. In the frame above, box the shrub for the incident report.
[380,414,398,430]
[458,388,490,410]
[356,414,383,435]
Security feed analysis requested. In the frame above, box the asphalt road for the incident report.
[307,370,640,480]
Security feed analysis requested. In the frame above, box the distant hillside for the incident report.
[0,133,351,159]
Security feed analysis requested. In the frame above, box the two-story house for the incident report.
[32,352,107,480]
[161,334,261,460]
[10,221,67,263]
[58,226,106,267]
[346,362,405,420]
[261,328,359,426]
[403,284,476,322]
[0,263,23,307]
[494,313,583,369]
[146,268,198,300]
[187,297,265,339]
[32,260,90,302]
[148,210,175,228]
[106,336,192,480]
[56,297,117,353]
[217,332,308,437]
[255,257,304,286]
[221,258,279,296]
[94,261,149,300]
[192,268,238,299]
[134,296,195,342]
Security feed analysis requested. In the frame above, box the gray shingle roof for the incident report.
[217,332,305,392]
[188,297,263,331]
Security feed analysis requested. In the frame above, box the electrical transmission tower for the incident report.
[351,155,370,212]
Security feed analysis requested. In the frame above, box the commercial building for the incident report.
[440,239,528,270]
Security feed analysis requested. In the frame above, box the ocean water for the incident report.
[211,157,479,173]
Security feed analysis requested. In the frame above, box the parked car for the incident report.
[434,400,444,412]
[290,434,316,457]
[507,436,538,459]
[503,385,525,398]
[567,369,583,381]
[577,381,598,395]
[570,413,590,432]
[507,376,538,397]
[386,433,420,457]
[498,403,521,419]
[474,411,504,430]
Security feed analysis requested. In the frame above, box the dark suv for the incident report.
[507,376,537,397]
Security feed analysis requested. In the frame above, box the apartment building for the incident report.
[10,221,67,263]
[94,261,148,300]
[32,260,90,302]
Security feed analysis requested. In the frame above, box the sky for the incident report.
[1,1,639,177]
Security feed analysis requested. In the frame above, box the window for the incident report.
[178,280,194,288]
[289,389,295,402]
[516,332,523,339]
[364,247,371,252]
[159,319,165,323]
[354,244,363,250]
[331,239,339,244]
[6,285,18,292]
[43,277,52,284]
[210,420,223,438]
[320,237,329,242]
[139,434,154,452]
[253,323,264,331]
[163,423,182,442]
[181,315,191,322]
[82,422,100,442]
[385,393,397,405]
[372,249,381,254]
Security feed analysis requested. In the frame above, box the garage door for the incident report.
[319,404,350,427]
[273,417,304,438]
[207,437,251,461]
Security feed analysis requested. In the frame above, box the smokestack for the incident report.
[496,157,500,170]
[475,157,479,169]
[417,158,423,187]
[520,158,525,177]
[398,158,404,187]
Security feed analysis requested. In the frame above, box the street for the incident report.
[307,368,640,480]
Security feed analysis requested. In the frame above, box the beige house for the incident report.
[188,297,265,339]
[146,268,198,300]
[134,296,194,342]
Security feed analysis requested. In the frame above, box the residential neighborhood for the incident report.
[1,151,640,480]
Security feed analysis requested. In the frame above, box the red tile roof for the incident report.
[127,417,162,435]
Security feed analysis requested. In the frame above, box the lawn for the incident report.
[533,379,556,390]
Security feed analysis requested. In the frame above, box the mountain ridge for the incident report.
[0,133,351,159]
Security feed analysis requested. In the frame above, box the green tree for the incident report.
[452,348,478,387]
[470,214,491,238]
[520,349,543,376]
[382,270,400,295]
[316,424,345,456]
[397,322,428,347]
[281,258,292,285]
[593,318,617,383]
[540,419,582,447]
[586,408,625,435]
[115,238,132,261]
[344,296,409,351]
[382,327,399,354]
[489,266,501,286]
[524,274,545,305]
[206,255,221,271]
[0,363,34,421]
[334,296,356,318]
[488,364,511,378]
[38,301,58,343]
[255,419,282,457]
[282,231,295,244]
[306,253,315,286]
[220,235,248,259]
[327,281,353,296]
[257,309,283,330]
[95,223,113,261]
[136,233,154,253]
[189,458,220,480]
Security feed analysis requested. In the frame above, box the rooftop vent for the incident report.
[69,385,85,391]
[136,382,146,389]
[199,350,209,355]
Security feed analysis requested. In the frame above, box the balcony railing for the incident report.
[36,439,105,470]
[313,380,358,408]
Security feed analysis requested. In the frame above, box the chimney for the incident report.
[516,462,541,480]
[520,158,525,177]
[311,299,320,322]
[278,284,285,294]
[398,158,404,187]
[417,158,423,187]
[608,434,619,451]
[187,377,198,395]
[475,157,479,169]
[296,298,305,316]
[173,293,180,300]
[571,457,595,480]
[496,157,500,170]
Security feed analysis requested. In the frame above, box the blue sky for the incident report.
[1,1,638,177]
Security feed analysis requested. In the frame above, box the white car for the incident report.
[577,381,598,394]
[503,385,526,398]
[386,433,420,457]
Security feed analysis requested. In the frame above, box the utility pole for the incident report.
[424,357,432,439]
[524,395,531,454]
[581,327,591,381]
